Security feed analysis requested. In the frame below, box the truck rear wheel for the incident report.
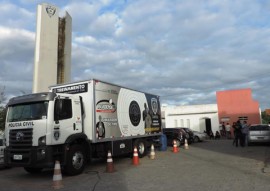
[65,145,86,176]
[134,139,147,158]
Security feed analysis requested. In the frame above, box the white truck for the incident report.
[0,134,5,166]
[4,79,162,175]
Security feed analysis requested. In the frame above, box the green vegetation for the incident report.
[0,107,6,131]
[261,110,270,124]
[0,86,7,131]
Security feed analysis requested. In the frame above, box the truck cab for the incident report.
[4,92,84,174]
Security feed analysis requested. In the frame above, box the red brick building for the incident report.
[216,88,261,126]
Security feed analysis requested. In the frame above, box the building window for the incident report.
[221,117,230,122]
[187,119,190,128]
[238,116,248,121]
[174,119,178,127]
[181,119,184,127]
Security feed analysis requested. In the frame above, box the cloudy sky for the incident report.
[1,0,270,109]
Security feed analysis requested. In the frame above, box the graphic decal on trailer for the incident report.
[94,81,162,139]
[96,115,106,138]
[129,101,141,126]
[96,99,116,113]
[52,83,88,94]
[144,95,161,133]
[142,103,152,130]
[95,82,121,139]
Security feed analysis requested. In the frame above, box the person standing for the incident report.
[233,121,242,147]
[222,122,226,137]
[225,123,231,139]
[232,122,237,145]
[219,123,223,137]
[241,121,249,146]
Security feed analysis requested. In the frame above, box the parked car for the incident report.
[162,128,189,147]
[248,124,270,145]
[193,131,208,142]
[181,128,195,144]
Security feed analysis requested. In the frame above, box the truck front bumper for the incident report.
[5,146,55,168]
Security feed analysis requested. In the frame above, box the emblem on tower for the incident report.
[46,5,56,17]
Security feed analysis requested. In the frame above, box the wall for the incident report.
[162,104,219,133]
[216,88,261,125]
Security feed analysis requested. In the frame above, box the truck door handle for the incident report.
[73,123,76,130]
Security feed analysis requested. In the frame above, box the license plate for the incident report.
[13,155,23,160]
[257,137,264,140]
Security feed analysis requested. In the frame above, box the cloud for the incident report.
[0,2,35,29]
[1,0,270,110]
[0,26,34,98]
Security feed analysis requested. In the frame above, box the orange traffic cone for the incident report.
[184,139,189,150]
[149,144,155,160]
[172,140,179,153]
[52,160,63,190]
[106,150,115,173]
[133,146,139,165]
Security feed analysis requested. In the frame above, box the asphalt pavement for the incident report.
[1,139,270,191]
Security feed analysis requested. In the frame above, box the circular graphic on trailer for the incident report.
[129,101,141,126]
[117,89,147,136]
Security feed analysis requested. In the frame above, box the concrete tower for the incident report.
[33,3,72,93]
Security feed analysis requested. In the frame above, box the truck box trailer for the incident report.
[4,79,162,175]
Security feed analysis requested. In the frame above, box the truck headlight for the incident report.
[38,136,46,146]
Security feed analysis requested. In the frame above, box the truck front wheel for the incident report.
[65,145,86,176]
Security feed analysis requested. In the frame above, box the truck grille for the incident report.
[9,128,33,148]
[8,129,33,164]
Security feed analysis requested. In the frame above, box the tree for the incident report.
[0,86,5,105]
[0,107,6,131]
[261,111,270,124]
[0,86,7,131]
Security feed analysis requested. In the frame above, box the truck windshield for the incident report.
[7,101,48,122]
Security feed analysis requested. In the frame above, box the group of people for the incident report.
[218,121,249,147]
[219,122,232,139]
[207,121,249,147]
[232,120,249,147]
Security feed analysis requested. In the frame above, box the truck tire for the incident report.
[65,145,86,176]
[134,139,147,158]
[24,167,43,174]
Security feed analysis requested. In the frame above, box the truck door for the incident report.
[52,96,82,144]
